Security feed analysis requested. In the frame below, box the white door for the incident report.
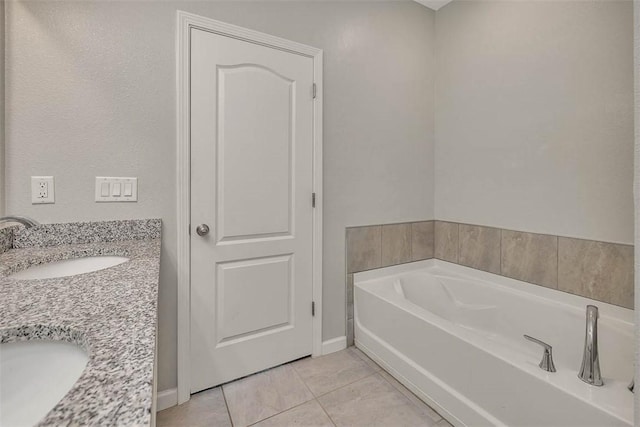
[189,28,315,393]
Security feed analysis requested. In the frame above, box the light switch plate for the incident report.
[31,176,55,204]
[95,177,138,202]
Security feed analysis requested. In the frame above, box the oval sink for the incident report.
[9,256,129,280]
[0,340,89,426]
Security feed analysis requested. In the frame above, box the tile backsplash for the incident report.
[346,219,633,346]
[346,220,434,345]
[434,221,634,310]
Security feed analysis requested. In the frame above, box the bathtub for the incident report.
[354,260,634,427]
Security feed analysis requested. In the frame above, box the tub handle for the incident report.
[524,335,556,372]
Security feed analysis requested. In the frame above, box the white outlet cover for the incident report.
[31,176,55,204]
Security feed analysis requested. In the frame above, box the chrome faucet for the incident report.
[524,335,556,372]
[0,216,39,229]
[578,305,603,386]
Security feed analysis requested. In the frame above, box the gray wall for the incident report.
[4,1,436,392]
[634,0,639,419]
[1,1,4,216]
[435,0,634,244]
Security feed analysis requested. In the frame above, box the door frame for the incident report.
[176,11,323,404]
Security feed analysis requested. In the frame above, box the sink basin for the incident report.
[9,256,129,280]
[0,340,89,426]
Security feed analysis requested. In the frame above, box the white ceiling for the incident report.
[414,0,453,11]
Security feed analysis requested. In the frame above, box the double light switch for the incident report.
[95,177,138,202]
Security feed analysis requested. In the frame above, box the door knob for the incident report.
[196,224,210,236]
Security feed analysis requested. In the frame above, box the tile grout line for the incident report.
[456,222,461,265]
[293,353,381,400]
[500,228,503,276]
[221,386,235,427]
[314,398,339,427]
[350,347,443,422]
[409,222,414,263]
[245,398,317,427]
[291,361,319,401]
[377,225,382,269]
[556,235,559,290]
[313,370,380,399]
[456,222,460,264]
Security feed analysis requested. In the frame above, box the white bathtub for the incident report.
[354,260,634,427]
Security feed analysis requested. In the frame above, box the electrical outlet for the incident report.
[31,176,55,204]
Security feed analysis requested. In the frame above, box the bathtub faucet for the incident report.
[524,335,556,372]
[578,305,603,386]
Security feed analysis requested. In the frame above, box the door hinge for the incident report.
[188,224,191,236]
[312,301,316,316]
[312,83,317,99]
[312,192,316,208]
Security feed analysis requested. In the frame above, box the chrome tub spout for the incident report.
[578,305,603,386]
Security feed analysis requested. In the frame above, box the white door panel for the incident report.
[216,254,293,343]
[217,64,294,241]
[190,28,314,392]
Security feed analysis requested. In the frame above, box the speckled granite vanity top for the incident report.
[0,219,161,426]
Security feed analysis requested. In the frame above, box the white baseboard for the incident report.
[322,336,347,355]
[157,388,178,412]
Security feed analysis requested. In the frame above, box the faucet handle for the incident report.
[524,335,557,372]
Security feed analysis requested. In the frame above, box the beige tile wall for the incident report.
[435,221,634,309]
[346,220,434,345]
[345,220,634,347]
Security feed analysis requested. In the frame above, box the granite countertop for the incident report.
[0,219,162,426]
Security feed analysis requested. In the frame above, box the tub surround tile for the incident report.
[345,219,633,358]
[434,221,459,263]
[223,364,314,427]
[458,224,501,274]
[293,348,376,396]
[346,226,381,273]
[411,221,435,261]
[345,220,434,348]
[347,319,354,347]
[381,223,412,267]
[558,238,634,309]
[252,400,334,427]
[501,230,558,289]
[157,387,231,427]
[0,219,161,426]
[347,274,354,306]
[317,374,438,427]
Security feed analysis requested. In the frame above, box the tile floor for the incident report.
[158,347,453,427]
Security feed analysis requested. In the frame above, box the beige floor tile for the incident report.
[252,400,335,427]
[293,349,377,396]
[318,374,439,427]
[435,418,454,427]
[378,370,442,423]
[223,364,315,427]
[157,387,231,427]
[348,346,382,372]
